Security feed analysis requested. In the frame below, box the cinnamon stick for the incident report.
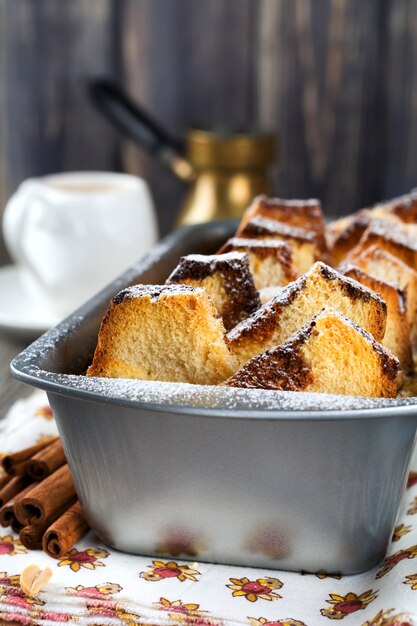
[27,439,66,480]
[11,517,24,534]
[0,475,31,508]
[14,465,76,526]
[20,525,44,551]
[0,483,36,528]
[2,438,59,476]
[0,472,11,490]
[20,497,77,550]
[43,501,88,558]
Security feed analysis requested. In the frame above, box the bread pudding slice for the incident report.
[237,215,318,273]
[339,264,413,373]
[224,307,398,398]
[227,262,387,366]
[87,284,237,384]
[354,244,417,344]
[237,194,328,255]
[326,197,408,245]
[379,191,417,223]
[327,212,371,265]
[166,252,260,331]
[327,212,402,265]
[217,237,297,289]
[347,219,417,272]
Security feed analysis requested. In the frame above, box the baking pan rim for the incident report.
[10,359,417,422]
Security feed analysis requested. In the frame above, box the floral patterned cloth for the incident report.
[1,391,417,626]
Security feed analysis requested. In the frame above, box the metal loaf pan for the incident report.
[11,221,417,575]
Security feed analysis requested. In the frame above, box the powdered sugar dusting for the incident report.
[19,364,417,414]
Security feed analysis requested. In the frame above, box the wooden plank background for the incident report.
[1,0,417,264]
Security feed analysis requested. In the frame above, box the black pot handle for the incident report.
[88,79,194,182]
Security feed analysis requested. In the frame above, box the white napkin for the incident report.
[0,392,417,625]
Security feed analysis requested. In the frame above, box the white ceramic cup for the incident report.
[2,171,158,317]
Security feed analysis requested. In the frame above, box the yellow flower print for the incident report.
[0,571,21,593]
[66,582,122,598]
[140,560,200,582]
[58,547,109,572]
[153,597,208,621]
[0,571,20,585]
[0,535,27,556]
[376,545,417,578]
[404,573,417,590]
[320,589,378,619]
[227,576,283,603]
[392,523,412,542]
[249,618,306,626]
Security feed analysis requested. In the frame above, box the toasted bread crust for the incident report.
[237,194,328,254]
[166,252,260,331]
[328,212,372,265]
[328,212,403,265]
[87,284,237,384]
[237,215,318,273]
[379,191,417,223]
[218,237,294,268]
[355,244,417,345]
[224,307,398,397]
[227,262,387,366]
[239,215,316,243]
[346,219,417,272]
[217,237,297,288]
[225,331,315,392]
[339,264,413,373]
[112,283,195,305]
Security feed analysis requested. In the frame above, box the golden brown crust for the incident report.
[218,237,292,265]
[327,208,405,265]
[227,262,387,366]
[339,263,413,373]
[347,219,417,272]
[328,212,372,265]
[166,252,260,331]
[224,307,399,397]
[217,237,297,284]
[113,283,196,305]
[224,334,314,391]
[379,191,417,223]
[237,194,328,254]
[354,243,417,346]
[238,215,317,243]
[87,284,237,384]
[236,215,319,273]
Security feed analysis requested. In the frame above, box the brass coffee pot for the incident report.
[176,128,275,225]
[90,81,276,225]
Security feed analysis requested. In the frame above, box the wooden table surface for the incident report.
[0,332,34,418]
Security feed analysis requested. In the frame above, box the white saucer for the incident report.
[0,265,62,339]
